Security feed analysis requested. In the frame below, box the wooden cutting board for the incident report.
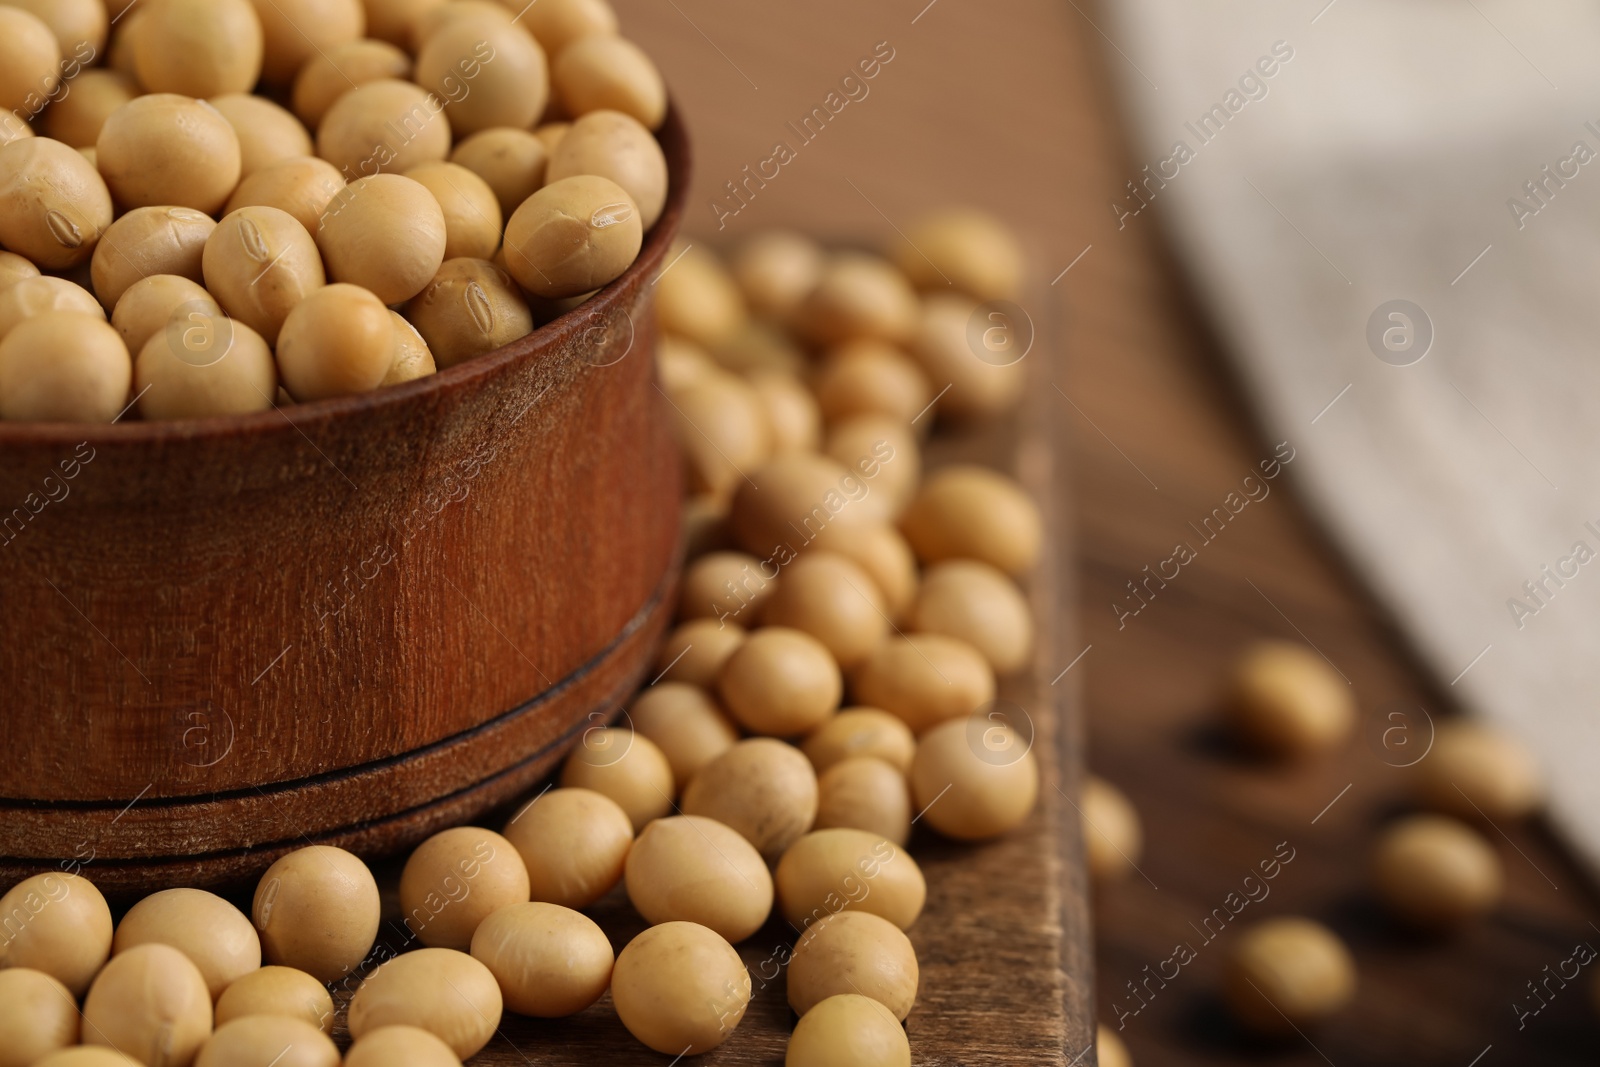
[342,369,1091,1064]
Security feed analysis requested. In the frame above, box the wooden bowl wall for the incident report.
[0,111,690,894]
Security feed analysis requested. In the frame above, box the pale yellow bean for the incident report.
[399,826,530,950]
[802,708,916,775]
[851,634,994,734]
[347,948,502,1059]
[787,909,917,1019]
[774,829,925,931]
[97,94,242,214]
[628,683,740,791]
[786,994,909,1067]
[1225,641,1354,759]
[133,0,264,98]
[501,787,633,909]
[208,93,313,179]
[469,902,613,1017]
[681,738,818,861]
[0,136,113,270]
[552,34,666,129]
[559,727,675,832]
[82,944,212,1067]
[611,922,749,1054]
[1224,919,1355,1035]
[112,889,261,1001]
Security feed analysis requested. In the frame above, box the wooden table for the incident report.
[617,1,1600,1065]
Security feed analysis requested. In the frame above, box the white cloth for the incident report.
[1105,0,1600,875]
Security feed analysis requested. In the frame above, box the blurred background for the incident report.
[617,0,1600,1062]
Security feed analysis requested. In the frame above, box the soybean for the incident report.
[0,312,131,423]
[1371,814,1502,930]
[202,205,325,346]
[0,7,61,116]
[214,966,333,1033]
[1416,720,1542,821]
[316,173,447,304]
[892,208,1022,301]
[518,0,618,55]
[404,257,531,368]
[1081,776,1143,883]
[342,1026,461,1067]
[558,727,675,832]
[194,1017,338,1067]
[347,948,502,1059]
[798,254,918,346]
[775,828,926,932]
[734,230,824,321]
[316,79,450,179]
[82,943,212,1067]
[682,738,819,861]
[384,310,437,384]
[251,0,365,86]
[0,276,103,341]
[112,888,261,1001]
[502,174,642,299]
[208,94,314,179]
[292,38,412,129]
[416,19,547,136]
[787,910,918,1019]
[628,683,741,791]
[547,109,668,230]
[611,922,750,1055]
[133,0,264,98]
[552,35,667,130]
[654,618,746,689]
[224,156,346,236]
[1223,918,1355,1035]
[402,162,502,261]
[672,372,773,497]
[41,70,137,149]
[786,994,910,1067]
[760,552,889,669]
[449,128,548,219]
[252,845,381,984]
[1225,641,1354,759]
[97,94,243,214]
[0,968,78,1066]
[625,815,774,943]
[501,787,634,909]
[909,717,1038,841]
[802,708,916,776]
[908,560,1033,674]
[91,206,215,310]
[813,340,931,427]
[851,634,994,734]
[0,137,113,270]
[112,275,217,358]
[900,465,1042,576]
[275,282,394,401]
[815,757,912,846]
[656,242,746,349]
[399,826,530,950]
[469,902,613,1017]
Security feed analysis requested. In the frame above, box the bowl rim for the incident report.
[0,105,691,449]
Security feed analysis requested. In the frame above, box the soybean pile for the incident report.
[0,0,667,423]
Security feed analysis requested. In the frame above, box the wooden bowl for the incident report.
[0,112,690,894]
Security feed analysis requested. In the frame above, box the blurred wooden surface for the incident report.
[616,0,1600,1065]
